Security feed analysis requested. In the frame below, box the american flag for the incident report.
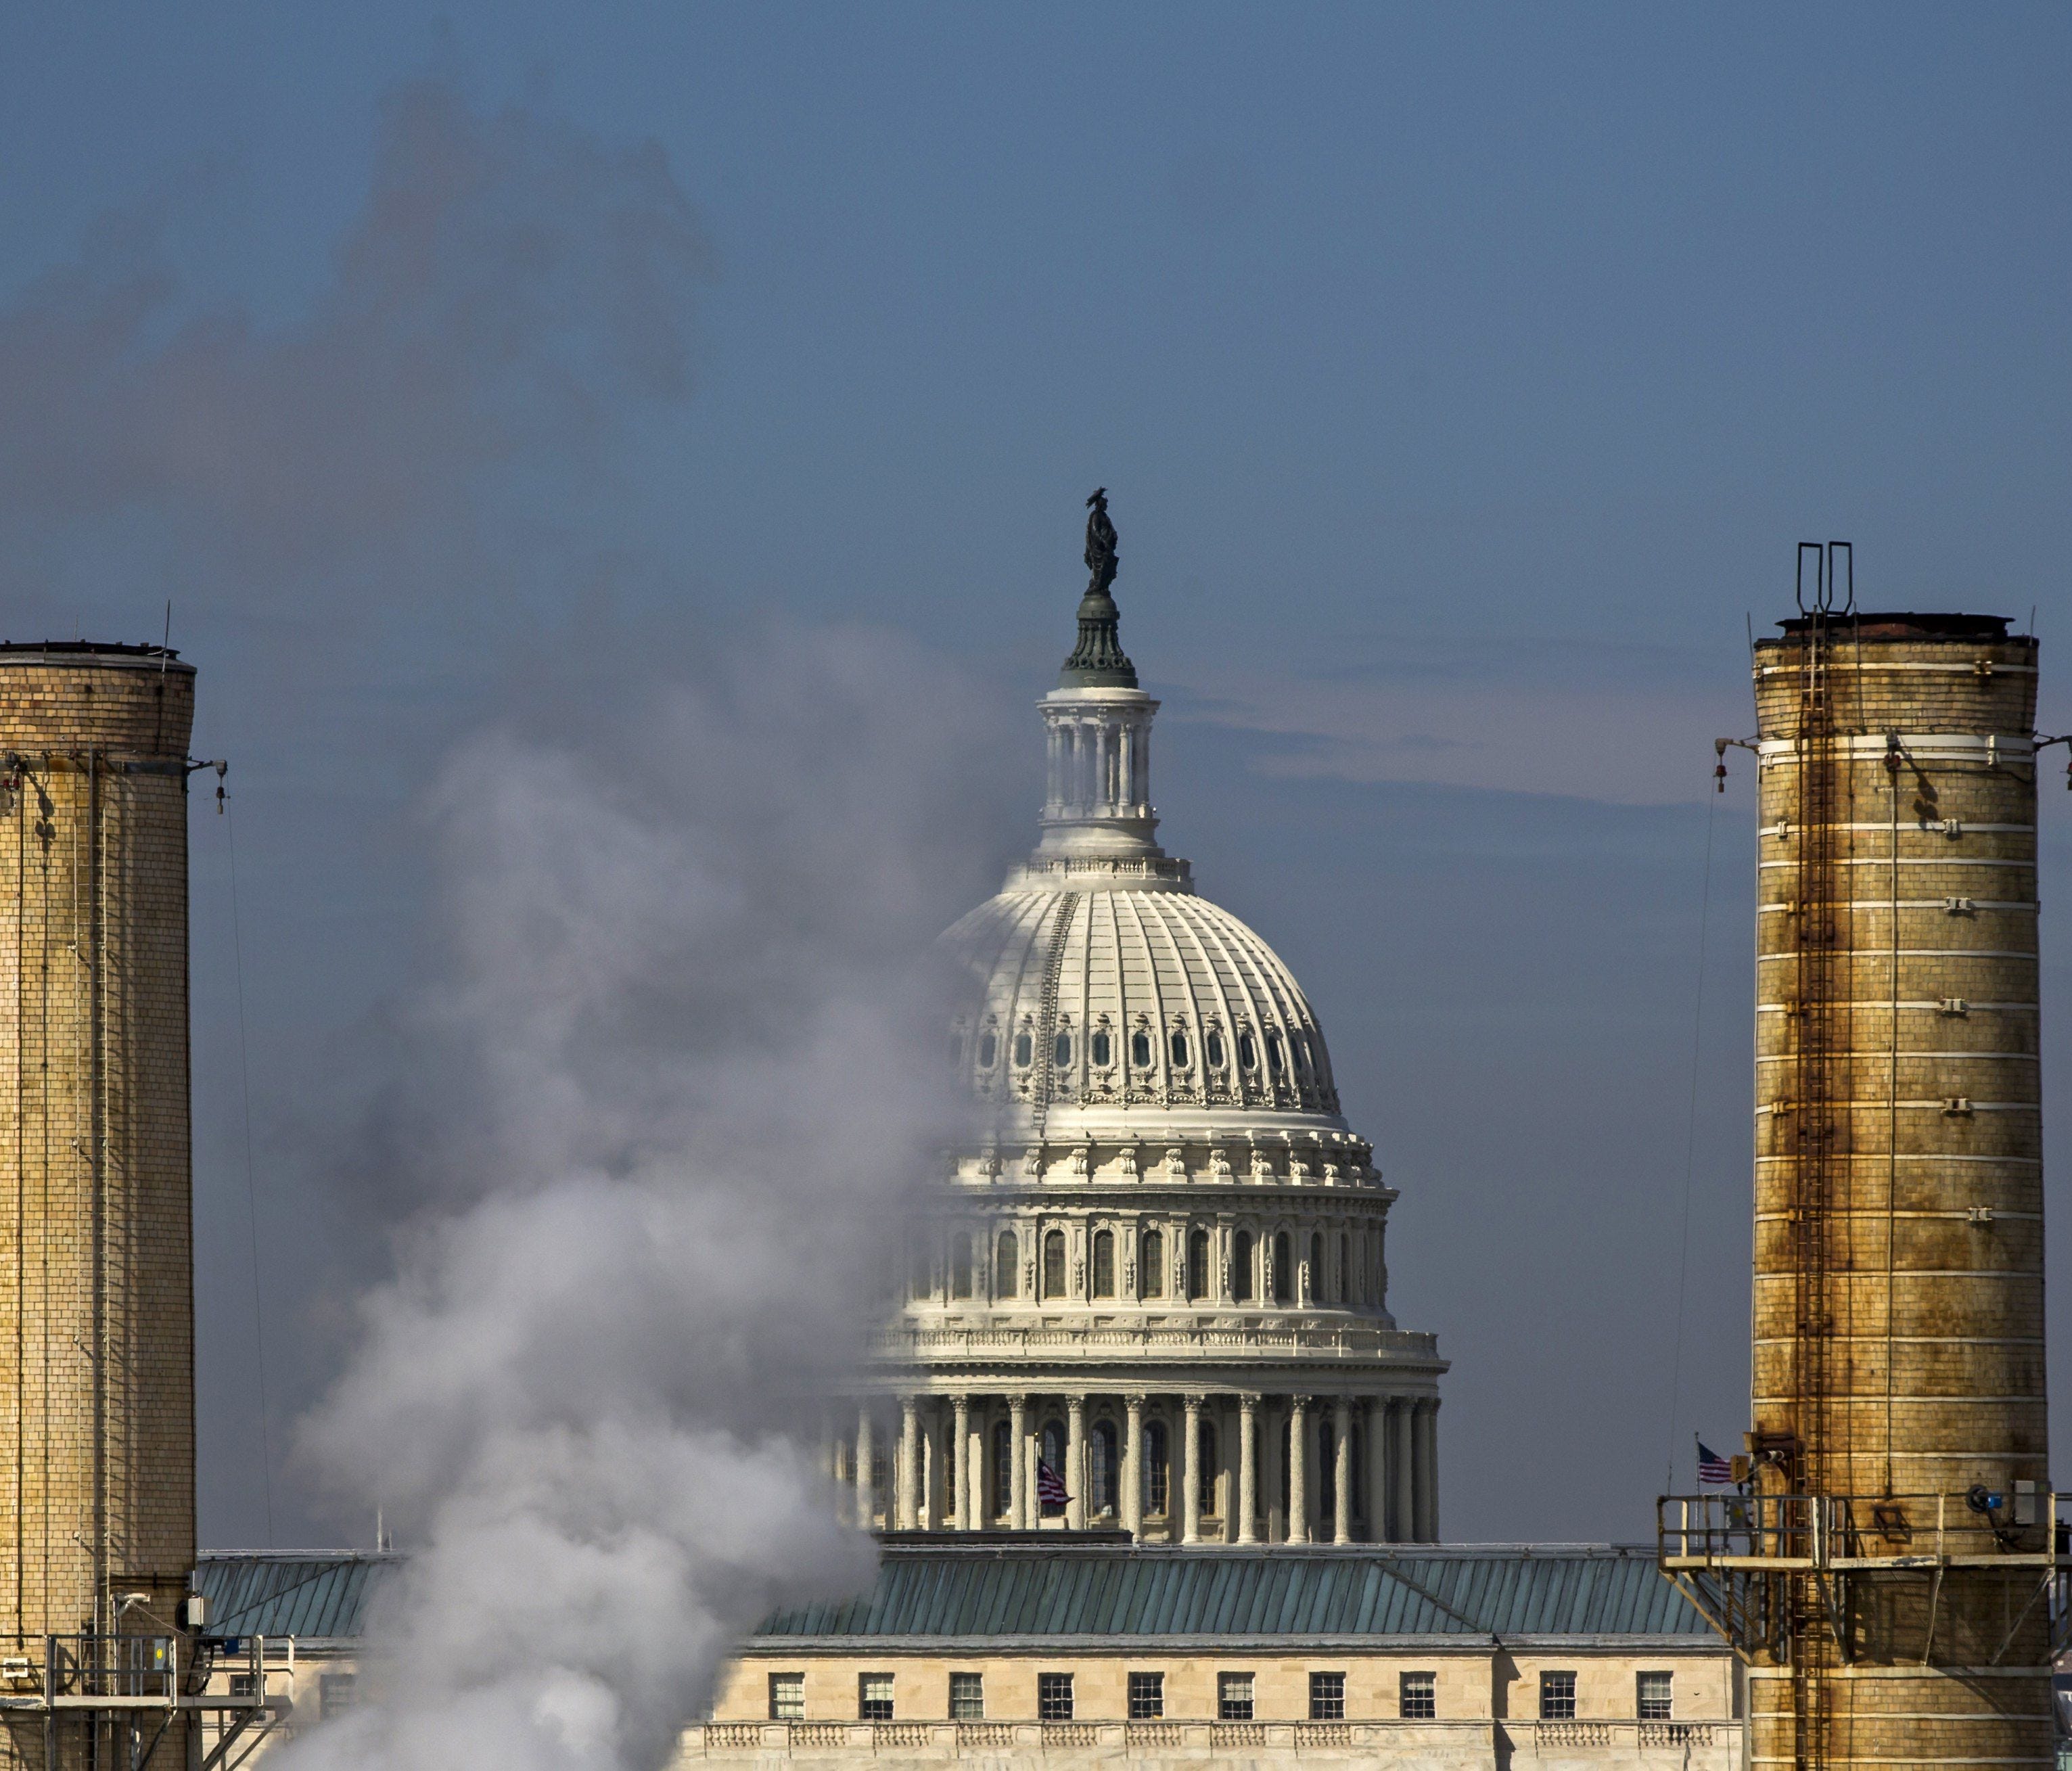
[1036,1460,1069,1510]
[1696,1441,1734,1486]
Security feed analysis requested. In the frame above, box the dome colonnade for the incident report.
[852,504,1444,1544]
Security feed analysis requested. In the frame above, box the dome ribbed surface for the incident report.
[945,885,1339,1117]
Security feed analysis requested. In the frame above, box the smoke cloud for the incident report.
[286,632,1015,1771]
[0,66,1027,1769]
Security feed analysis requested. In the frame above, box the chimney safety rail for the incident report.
[1657,1490,2072,1662]
[0,1634,284,1771]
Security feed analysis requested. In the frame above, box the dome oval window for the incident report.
[1266,1033,1285,1076]
[1054,1030,1073,1068]
[1170,1030,1190,1069]
[1238,1032,1258,1072]
[977,1031,998,1070]
[1013,1032,1033,1069]
[1090,1030,1111,1067]
[1205,1030,1226,1069]
[1131,1030,1152,1068]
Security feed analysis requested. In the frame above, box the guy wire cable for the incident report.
[224,787,276,1546]
[1663,773,1719,1497]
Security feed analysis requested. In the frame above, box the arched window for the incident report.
[977,1029,998,1070]
[1145,1421,1170,1517]
[1231,1230,1254,1302]
[992,1419,1013,1520]
[1187,1228,1210,1302]
[1090,1030,1111,1067]
[1273,1231,1292,1304]
[1267,1032,1285,1076]
[1141,1229,1164,1298]
[1043,1230,1067,1300]
[909,1245,931,1302]
[1206,1029,1226,1070]
[996,1230,1019,1299]
[1090,1421,1118,1517]
[1053,1029,1072,1069]
[1310,1233,1325,1302]
[951,1234,973,1300]
[1350,1419,1364,1527]
[1197,1423,1220,1518]
[1238,1031,1258,1072]
[1130,1030,1151,1068]
[1337,1233,1350,1304]
[1091,1230,1115,1298]
[1319,1419,1336,1521]
[1170,1028,1190,1068]
[1013,1030,1033,1069]
[1040,1420,1067,1515]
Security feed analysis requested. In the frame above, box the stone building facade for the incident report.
[842,566,1444,1544]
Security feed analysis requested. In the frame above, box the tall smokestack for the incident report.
[1665,582,2054,1771]
[0,642,198,1768]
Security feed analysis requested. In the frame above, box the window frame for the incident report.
[1308,1672,1346,1722]
[1187,1228,1210,1301]
[1037,1672,1074,1722]
[1217,1672,1255,1722]
[1042,1228,1067,1300]
[858,1673,894,1722]
[1091,1228,1115,1298]
[1140,1228,1165,1298]
[1539,1671,1578,1722]
[948,1672,984,1722]
[1637,1670,1673,1722]
[1399,1671,1435,1720]
[1145,1419,1170,1517]
[995,1230,1019,1300]
[1231,1229,1254,1302]
[319,1674,357,1722]
[1127,1671,1164,1721]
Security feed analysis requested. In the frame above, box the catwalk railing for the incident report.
[0,1633,283,1771]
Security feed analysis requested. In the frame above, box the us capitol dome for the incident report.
[844,496,1445,1546]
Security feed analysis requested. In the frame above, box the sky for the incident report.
[0,3,2067,1550]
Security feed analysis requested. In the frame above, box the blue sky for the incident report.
[1,3,2066,1546]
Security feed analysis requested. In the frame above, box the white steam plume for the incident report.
[287,626,1015,1770]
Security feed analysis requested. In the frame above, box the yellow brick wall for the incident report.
[0,654,198,1770]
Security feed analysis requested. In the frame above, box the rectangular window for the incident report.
[1218,1672,1254,1722]
[949,1672,984,1720]
[858,1674,894,1722]
[1038,1672,1074,1721]
[1400,1672,1436,1719]
[319,1674,356,1721]
[227,1674,256,1703]
[768,1673,805,1721]
[1637,1671,1672,1721]
[1309,1672,1345,1721]
[1128,1672,1164,1720]
[1540,1672,1578,1721]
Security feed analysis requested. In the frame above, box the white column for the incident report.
[1066,1396,1086,1530]
[898,1397,920,1532]
[1390,1400,1416,1542]
[1413,1400,1440,1542]
[1238,1396,1259,1544]
[1364,1397,1387,1543]
[1333,1397,1353,1544]
[950,1396,971,1532]
[856,1407,876,1532]
[1009,1394,1030,1530]
[967,1401,988,1531]
[1181,1396,1203,1544]
[1287,1397,1310,1544]
[1045,722,1064,812]
[1118,725,1136,812]
[1123,1396,1145,1539]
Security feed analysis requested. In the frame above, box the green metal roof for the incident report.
[195,1553,398,1642]
[189,1544,1712,1647]
[755,1545,1713,1644]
